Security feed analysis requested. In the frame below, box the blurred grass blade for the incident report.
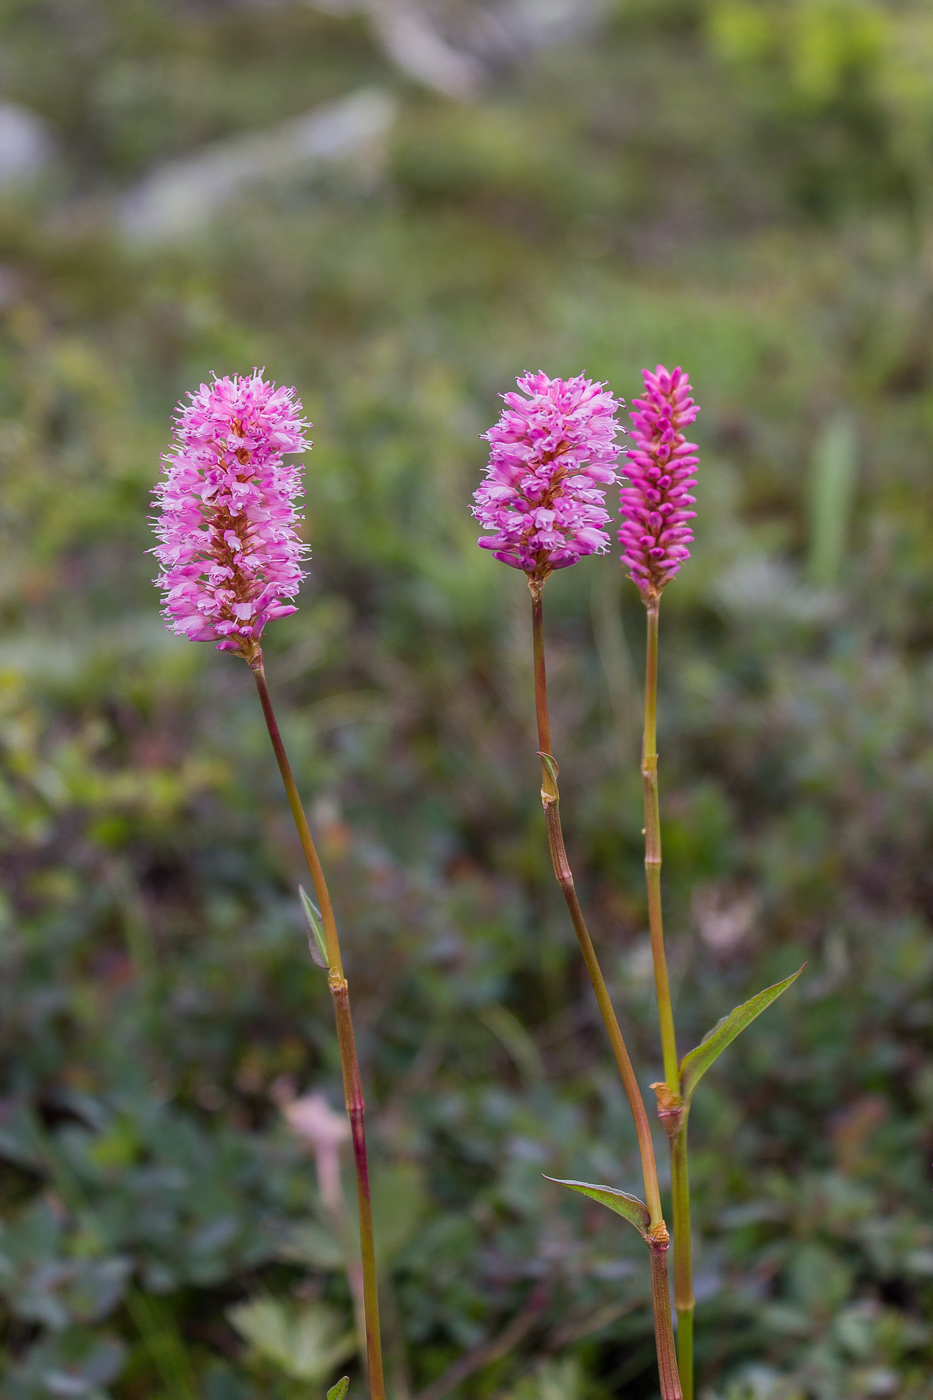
[300,885,329,969]
[125,1289,199,1400]
[807,413,857,588]
[328,1377,350,1400]
[544,1177,650,1240]
[680,966,805,1106]
[477,1003,545,1085]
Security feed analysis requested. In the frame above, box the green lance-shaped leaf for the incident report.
[328,1378,350,1400]
[544,1176,650,1241]
[299,885,329,970]
[679,966,805,1107]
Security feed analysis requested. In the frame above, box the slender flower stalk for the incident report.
[152,372,385,1400]
[530,580,680,1399]
[475,373,682,1400]
[251,658,384,1400]
[620,365,700,1400]
[644,596,694,1395]
[529,581,663,1231]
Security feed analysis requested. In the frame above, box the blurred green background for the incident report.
[1,1,933,1396]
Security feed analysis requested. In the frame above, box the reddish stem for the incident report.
[250,655,384,1400]
[649,1235,683,1400]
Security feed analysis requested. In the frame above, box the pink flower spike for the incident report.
[473,372,625,582]
[151,370,311,660]
[619,364,699,599]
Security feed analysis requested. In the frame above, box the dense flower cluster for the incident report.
[619,365,698,597]
[152,372,311,655]
[473,372,624,580]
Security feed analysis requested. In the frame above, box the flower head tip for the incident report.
[473,372,624,582]
[152,371,311,659]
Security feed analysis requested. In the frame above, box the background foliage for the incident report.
[1,1,933,1396]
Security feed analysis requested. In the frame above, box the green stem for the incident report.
[641,597,694,1400]
[252,661,343,977]
[529,579,662,1228]
[643,598,678,1093]
[677,1310,694,1400]
[530,579,681,1399]
[251,657,385,1400]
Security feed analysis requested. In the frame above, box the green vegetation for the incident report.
[1,0,933,1395]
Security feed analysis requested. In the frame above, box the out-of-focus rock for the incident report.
[370,1,484,99]
[0,103,53,186]
[468,0,607,64]
[119,88,396,245]
[305,0,608,96]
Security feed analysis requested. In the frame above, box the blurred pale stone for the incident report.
[370,2,484,99]
[119,88,396,244]
[304,0,607,96]
[0,103,53,185]
[471,0,607,62]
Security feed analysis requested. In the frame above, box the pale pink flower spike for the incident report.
[152,371,311,659]
[619,365,699,598]
[473,372,624,582]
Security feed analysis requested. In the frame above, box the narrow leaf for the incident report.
[327,1378,350,1400]
[299,886,329,970]
[544,1176,650,1240]
[680,966,805,1106]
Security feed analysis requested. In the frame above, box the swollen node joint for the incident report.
[650,1081,685,1138]
[648,1220,670,1247]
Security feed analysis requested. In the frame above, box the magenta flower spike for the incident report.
[152,372,388,1400]
[623,362,700,1400]
[152,371,311,662]
[619,365,699,599]
[473,372,624,582]
[476,373,685,1399]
